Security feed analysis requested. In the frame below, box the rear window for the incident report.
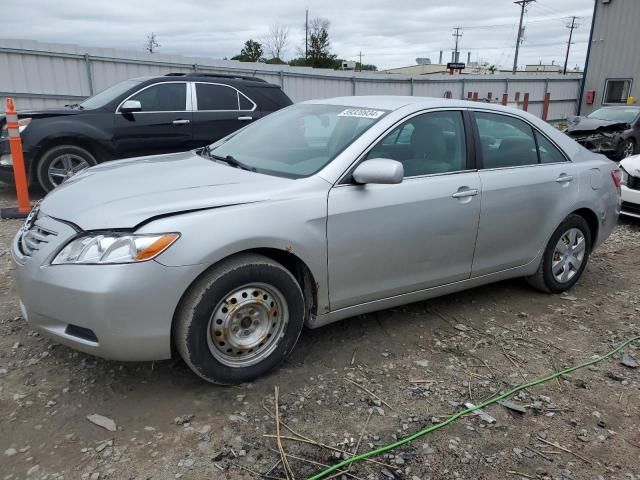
[196,83,239,110]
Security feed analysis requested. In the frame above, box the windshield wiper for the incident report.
[201,146,256,172]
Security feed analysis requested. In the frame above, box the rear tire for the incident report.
[175,254,305,385]
[527,214,591,293]
[36,144,97,192]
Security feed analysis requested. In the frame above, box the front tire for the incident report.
[36,144,97,192]
[617,139,636,160]
[175,254,305,385]
[527,214,592,293]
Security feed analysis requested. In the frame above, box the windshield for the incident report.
[207,104,388,178]
[587,107,640,124]
[79,79,144,110]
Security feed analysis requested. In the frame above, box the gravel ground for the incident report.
[1,184,639,480]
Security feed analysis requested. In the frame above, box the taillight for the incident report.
[611,168,622,188]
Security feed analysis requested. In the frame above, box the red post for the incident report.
[514,91,521,103]
[501,93,508,106]
[467,91,473,99]
[487,92,492,101]
[4,98,31,215]
[472,92,478,101]
[541,92,551,121]
[522,93,530,111]
[449,68,454,75]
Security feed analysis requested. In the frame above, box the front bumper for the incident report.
[621,184,640,218]
[568,133,621,157]
[0,138,35,185]
[11,215,202,361]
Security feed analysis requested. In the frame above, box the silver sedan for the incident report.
[12,96,620,384]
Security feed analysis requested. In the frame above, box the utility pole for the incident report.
[512,0,535,74]
[358,51,363,72]
[452,27,462,63]
[305,9,309,65]
[563,16,579,74]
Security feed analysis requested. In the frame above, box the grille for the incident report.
[621,201,640,217]
[19,220,57,257]
[627,174,640,191]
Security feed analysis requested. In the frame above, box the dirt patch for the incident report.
[1,184,639,480]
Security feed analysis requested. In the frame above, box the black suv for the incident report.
[0,73,292,191]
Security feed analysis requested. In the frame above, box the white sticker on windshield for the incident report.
[337,108,386,119]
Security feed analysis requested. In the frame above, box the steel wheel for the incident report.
[207,283,288,368]
[552,228,586,283]
[48,153,91,187]
[622,141,635,158]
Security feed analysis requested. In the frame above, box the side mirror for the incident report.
[120,100,142,113]
[352,159,404,185]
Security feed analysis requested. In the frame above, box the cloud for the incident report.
[4,0,593,70]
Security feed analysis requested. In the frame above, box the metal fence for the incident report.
[0,38,582,120]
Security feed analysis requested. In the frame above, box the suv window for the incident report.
[196,83,240,110]
[127,82,187,112]
[475,112,538,168]
[366,111,466,177]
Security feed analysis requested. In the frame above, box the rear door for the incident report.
[471,111,579,276]
[112,81,192,158]
[190,82,256,148]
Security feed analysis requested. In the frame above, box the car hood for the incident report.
[39,150,294,230]
[566,116,629,135]
[620,154,640,177]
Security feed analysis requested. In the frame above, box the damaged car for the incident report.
[11,97,620,384]
[565,106,640,160]
[620,154,640,218]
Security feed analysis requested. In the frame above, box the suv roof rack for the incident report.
[164,72,267,82]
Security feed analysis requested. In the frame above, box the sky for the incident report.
[3,0,595,71]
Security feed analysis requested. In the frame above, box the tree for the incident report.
[306,17,336,68]
[488,64,497,74]
[262,23,289,63]
[232,40,264,62]
[145,32,160,53]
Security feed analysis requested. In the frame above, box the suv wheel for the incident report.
[36,145,97,192]
[527,214,591,293]
[175,254,305,384]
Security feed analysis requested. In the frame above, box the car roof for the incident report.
[303,95,525,114]
[595,105,640,110]
[129,73,277,88]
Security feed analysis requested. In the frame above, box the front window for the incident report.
[603,79,632,105]
[587,107,639,124]
[206,104,388,178]
[79,79,143,110]
[125,83,187,112]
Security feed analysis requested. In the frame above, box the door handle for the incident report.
[172,119,190,125]
[238,116,253,121]
[452,188,479,198]
[556,174,574,183]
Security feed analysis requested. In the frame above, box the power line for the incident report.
[452,27,463,63]
[563,15,580,74]
[513,0,536,74]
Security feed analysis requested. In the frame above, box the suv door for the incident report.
[190,82,256,148]
[112,81,192,158]
[327,110,482,310]
[471,111,578,276]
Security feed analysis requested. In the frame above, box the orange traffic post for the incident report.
[0,97,31,219]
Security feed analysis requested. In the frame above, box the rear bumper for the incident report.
[621,185,640,218]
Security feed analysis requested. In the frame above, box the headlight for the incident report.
[52,233,179,265]
[2,118,32,136]
[18,118,32,133]
[620,168,629,186]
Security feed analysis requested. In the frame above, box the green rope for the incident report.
[306,335,640,480]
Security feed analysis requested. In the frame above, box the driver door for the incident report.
[327,110,481,310]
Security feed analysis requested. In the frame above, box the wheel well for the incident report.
[34,137,110,176]
[169,248,318,358]
[571,208,599,249]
